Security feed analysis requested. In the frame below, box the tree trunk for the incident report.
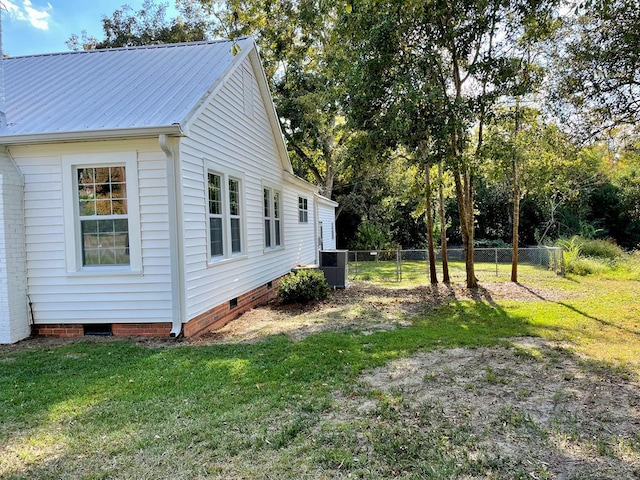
[464,169,477,288]
[511,158,520,282]
[453,163,477,289]
[425,163,438,284]
[511,101,521,283]
[438,161,450,283]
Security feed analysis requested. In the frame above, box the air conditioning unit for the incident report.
[319,250,348,288]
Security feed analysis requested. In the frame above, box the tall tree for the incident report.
[339,0,558,287]
[438,161,451,283]
[550,0,640,140]
[67,0,207,50]
[186,0,355,199]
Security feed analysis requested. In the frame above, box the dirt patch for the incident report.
[329,337,640,479]
[195,280,570,344]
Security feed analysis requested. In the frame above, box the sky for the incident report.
[1,0,179,57]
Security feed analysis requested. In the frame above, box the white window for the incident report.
[274,191,282,246]
[77,166,129,266]
[208,169,244,260]
[62,152,141,274]
[298,196,309,223]
[229,178,242,254]
[264,186,282,249]
[208,173,224,257]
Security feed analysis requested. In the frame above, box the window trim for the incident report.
[62,152,141,274]
[206,165,246,264]
[263,182,284,252]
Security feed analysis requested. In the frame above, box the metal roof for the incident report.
[0,37,254,140]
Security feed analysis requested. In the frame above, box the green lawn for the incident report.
[1,270,639,479]
[349,259,560,285]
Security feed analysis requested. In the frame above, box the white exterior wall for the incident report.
[0,148,29,343]
[10,139,174,325]
[317,199,337,251]
[180,58,318,320]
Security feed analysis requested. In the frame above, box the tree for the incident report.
[550,0,640,140]
[338,0,558,287]
[67,0,207,50]
[186,0,356,199]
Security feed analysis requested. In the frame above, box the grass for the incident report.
[1,269,639,478]
[349,259,562,286]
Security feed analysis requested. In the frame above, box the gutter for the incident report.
[159,134,185,337]
[0,124,184,146]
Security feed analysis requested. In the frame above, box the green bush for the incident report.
[579,238,624,259]
[566,257,610,276]
[278,269,330,304]
[557,236,582,265]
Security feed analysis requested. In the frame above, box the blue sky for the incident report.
[2,0,179,57]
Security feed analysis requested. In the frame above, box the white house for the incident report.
[0,38,338,344]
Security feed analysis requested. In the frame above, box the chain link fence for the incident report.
[348,247,564,283]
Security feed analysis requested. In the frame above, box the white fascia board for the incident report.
[283,170,319,193]
[0,125,184,146]
[315,193,339,208]
[181,40,255,135]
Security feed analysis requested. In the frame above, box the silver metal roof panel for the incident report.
[0,38,254,139]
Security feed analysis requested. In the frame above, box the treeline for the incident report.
[69,0,640,284]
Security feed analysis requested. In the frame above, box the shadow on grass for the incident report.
[2,290,639,479]
[518,282,640,337]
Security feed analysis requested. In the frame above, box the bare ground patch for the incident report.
[195,280,569,344]
[321,337,640,479]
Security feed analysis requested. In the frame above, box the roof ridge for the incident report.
[6,37,253,60]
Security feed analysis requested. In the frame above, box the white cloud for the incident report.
[2,0,52,31]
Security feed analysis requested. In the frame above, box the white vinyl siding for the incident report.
[0,148,30,344]
[180,56,318,320]
[12,140,174,325]
[317,198,337,250]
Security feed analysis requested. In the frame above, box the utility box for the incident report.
[319,250,348,288]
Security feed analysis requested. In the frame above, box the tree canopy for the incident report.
[69,0,640,269]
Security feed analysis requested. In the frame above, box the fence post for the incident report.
[495,248,499,276]
[354,251,358,278]
[396,249,401,282]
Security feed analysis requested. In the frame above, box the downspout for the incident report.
[313,195,320,264]
[159,134,184,337]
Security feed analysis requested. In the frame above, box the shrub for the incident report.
[557,236,582,265]
[278,269,330,304]
[566,257,610,276]
[579,238,624,259]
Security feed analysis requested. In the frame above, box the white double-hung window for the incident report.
[208,169,244,260]
[77,166,129,266]
[263,186,282,249]
[62,152,141,274]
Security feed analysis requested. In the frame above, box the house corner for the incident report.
[0,148,29,344]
